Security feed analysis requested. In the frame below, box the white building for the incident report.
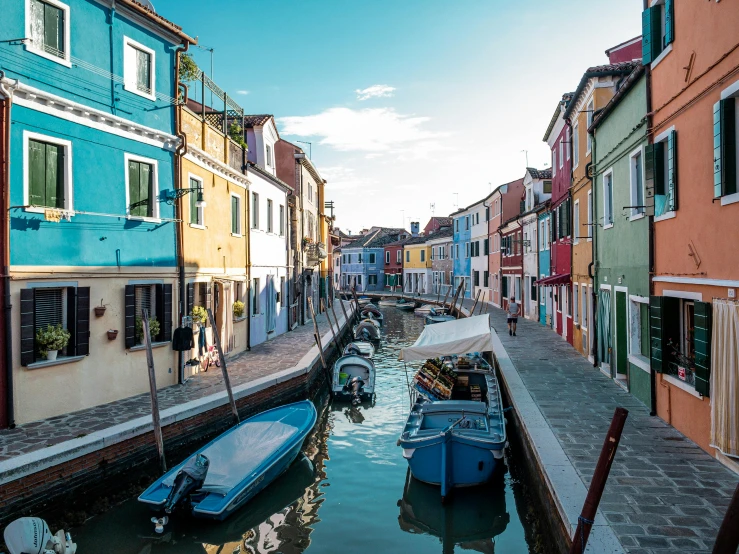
[469,197,489,302]
[521,168,552,320]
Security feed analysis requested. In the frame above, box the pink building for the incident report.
[488,178,525,307]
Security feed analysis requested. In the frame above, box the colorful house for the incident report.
[1,0,194,424]
[590,63,650,403]
[469,198,489,302]
[521,168,552,320]
[488,179,525,308]
[383,235,409,291]
[427,227,453,294]
[647,0,739,465]
[403,236,432,295]
[537,208,552,326]
[564,60,638,359]
[451,206,473,297]
[341,228,405,292]
[500,214,523,311]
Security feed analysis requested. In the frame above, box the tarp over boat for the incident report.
[398,315,493,362]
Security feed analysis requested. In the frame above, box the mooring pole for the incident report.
[307,297,329,377]
[321,298,341,353]
[351,288,362,322]
[713,482,739,553]
[569,407,629,554]
[456,281,466,318]
[442,284,452,311]
[471,289,481,314]
[329,296,346,349]
[338,294,352,333]
[142,309,166,474]
[206,308,240,424]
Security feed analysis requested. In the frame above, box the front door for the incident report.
[615,290,628,379]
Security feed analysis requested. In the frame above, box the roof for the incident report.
[605,36,642,56]
[119,0,197,44]
[543,92,575,141]
[589,63,646,132]
[243,115,274,128]
[563,61,640,121]
[424,227,453,242]
[343,228,407,250]
[403,235,431,246]
[526,167,552,180]
[427,216,452,227]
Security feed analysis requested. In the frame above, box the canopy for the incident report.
[398,315,493,362]
[534,273,571,286]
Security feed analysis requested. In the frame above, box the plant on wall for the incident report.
[135,316,161,343]
[179,53,200,83]
[36,324,71,358]
[191,306,208,326]
[228,121,248,150]
[233,300,245,318]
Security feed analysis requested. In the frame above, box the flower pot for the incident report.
[107,330,119,340]
[94,306,107,317]
[46,350,58,361]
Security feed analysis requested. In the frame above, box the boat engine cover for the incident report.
[4,517,53,554]
[345,376,365,404]
[164,453,210,513]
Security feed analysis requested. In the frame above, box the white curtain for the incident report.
[710,300,739,457]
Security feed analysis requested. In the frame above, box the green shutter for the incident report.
[140,162,152,217]
[714,101,724,198]
[642,8,653,64]
[650,295,680,374]
[693,301,712,396]
[644,144,656,216]
[664,0,674,46]
[28,140,45,206]
[190,177,199,224]
[45,141,61,208]
[666,131,678,211]
[714,99,737,198]
[650,6,663,58]
[232,196,238,233]
[128,161,140,215]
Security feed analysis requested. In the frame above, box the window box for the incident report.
[129,341,170,352]
[27,354,85,370]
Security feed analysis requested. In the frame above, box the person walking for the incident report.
[507,296,520,336]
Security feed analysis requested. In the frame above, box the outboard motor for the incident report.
[4,517,77,554]
[164,453,210,514]
[344,375,365,405]
[346,344,361,356]
[360,328,371,341]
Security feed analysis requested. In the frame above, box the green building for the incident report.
[590,64,652,407]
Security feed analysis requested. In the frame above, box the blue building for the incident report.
[537,210,552,326]
[451,206,473,298]
[0,0,195,425]
[340,227,406,292]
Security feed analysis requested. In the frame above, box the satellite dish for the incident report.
[140,0,155,10]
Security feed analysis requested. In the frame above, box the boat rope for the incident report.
[578,515,595,553]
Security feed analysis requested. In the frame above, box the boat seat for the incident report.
[419,400,486,414]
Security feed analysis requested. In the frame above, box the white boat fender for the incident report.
[3,517,77,554]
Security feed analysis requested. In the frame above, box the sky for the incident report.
[156,0,643,235]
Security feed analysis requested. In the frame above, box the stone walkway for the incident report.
[0,308,347,461]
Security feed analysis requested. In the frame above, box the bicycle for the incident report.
[201,345,221,372]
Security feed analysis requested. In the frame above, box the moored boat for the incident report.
[343,341,376,358]
[395,298,416,311]
[378,298,398,307]
[360,310,384,326]
[354,320,381,341]
[425,307,455,325]
[413,304,436,315]
[357,296,372,307]
[138,401,317,522]
[332,354,376,404]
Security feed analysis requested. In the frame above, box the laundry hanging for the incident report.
[710,300,739,458]
[198,323,207,356]
[172,326,194,351]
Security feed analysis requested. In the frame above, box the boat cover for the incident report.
[164,420,299,496]
[398,315,493,362]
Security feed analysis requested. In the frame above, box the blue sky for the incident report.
[157,0,643,233]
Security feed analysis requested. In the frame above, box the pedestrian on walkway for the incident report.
[507,296,520,336]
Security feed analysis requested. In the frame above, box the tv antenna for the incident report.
[453,193,459,210]
[429,203,435,216]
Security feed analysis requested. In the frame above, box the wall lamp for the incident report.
[166,186,206,208]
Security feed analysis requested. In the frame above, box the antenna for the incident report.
[521,149,529,167]
[296,141,312,159]
[429,203,435,216]
[453,193,459,209]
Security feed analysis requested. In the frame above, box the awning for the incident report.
[534,273,571,286]
[398,315,493,362]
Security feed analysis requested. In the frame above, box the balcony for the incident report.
[305,242,328,266]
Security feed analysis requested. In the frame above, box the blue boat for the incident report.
[424,308,455,325]
[398,316,506,501]
[138,401,317,521]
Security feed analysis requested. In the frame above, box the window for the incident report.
[629,296,650,366]
[629,148,645,218]
[420,250,425,262]
[251,193,259,228]
[582,285,589,330]
[586,98,594,154]
[27,0,70,65]
[473,271,480,287]
[713,96,738,202]
[552,149,557,177]
[648,131,678,217]
[603,170,614,227]
[465,242,470,258]
[279,205,285,235]
[573,284,579,324]
[357,275,362,285]
[279,277,285,304]
[406,251,410,263]
[266,145,272,167]
[573,122,580,168]
[484,238,489,255]
[455,219,459,232]
[573,200,580,244]
[397,250,401,264]
[369,253,376,264]
[385,251,390,264]
[123,37,155,100]
[543,180,552,194]
[252,278,260,315]
[587,190,593,239]
[465,216,469,230]
[559,140,563,169]
[642,0,674,65]
[335,257,340,267]
[266,199,273,233]
[189,175,204,227]
[232,194,242,235]
[368,274,377,286]
[126,154,158,220]
[566,128,571,160]
[358,253,363,263]
[25,133,72,210]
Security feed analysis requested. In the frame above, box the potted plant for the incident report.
[36,324,71,361]
[233,300,245,319]
[191,306,208,326]
[94,299,107,317]
[107,329,119,340]
[302,236,313,249]
[135,316,161,344]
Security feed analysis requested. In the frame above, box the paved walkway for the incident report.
[368,292,738,551]
[0,308,347,462]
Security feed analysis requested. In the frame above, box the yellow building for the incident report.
[402,237,432,294]
[178,89,250,373]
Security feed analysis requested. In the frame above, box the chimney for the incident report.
[411,222,420,237]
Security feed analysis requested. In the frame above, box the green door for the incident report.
[615,291,628,376]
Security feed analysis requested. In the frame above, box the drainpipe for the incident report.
[0,71,19,428]
[174,42,190,384]
[245,164,252,350]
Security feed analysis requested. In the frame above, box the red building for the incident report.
[423,216,452,236]
[383,239,406,290]
[500,214,523,312]
[605,36,642,64]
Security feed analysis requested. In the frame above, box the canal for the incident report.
[72,307,548,554]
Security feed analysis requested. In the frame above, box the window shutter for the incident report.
[141,162,153,218]
[666,131,678,211]
[43,2,63,54]
[128,161,140,215]
[206,283,212,312]
[46,141,62,209]
[158,284,173,342]
[484,238,489,255]
[28,140,45,206]
[664,0,674,46]
[693,301,712,396]
[502,277,508,297]
[644,144,656,216]
[124,285,135,348]
[641,8,653,64]
[714,100,736,199]
[75,286,90,356]
[187,282,194,316]
[649,295,680,373]
[654,142,665,195]
[20,289,35,366]
[520,200,525,213]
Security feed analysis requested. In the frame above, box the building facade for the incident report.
[427,228,453,295]
[537,209,552,326]
[521,168,552,320]
[489,179,525,309]
[341,228,404,292]
[469,199,489,302]
[500,216,523,311]
[451,206,472,297]
[403,236,432,295]
[384,238,406,291]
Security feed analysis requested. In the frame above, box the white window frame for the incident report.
[573,200,580,245]
[581,282,589,331]
[573,283,579,324]
[123,35,156,101]
[23,130,74,213]
[566,127,571,160]
[586,98,594,154]
[251,192,259,229]
[628,294,651,373]
[558,140,563,169]
[230,192,242,236]
[587,190,593,240]
[25,0,72,67]
[719,82,739,206]
[629,146,646,221]
[124,152,159,222]
[602,168,614,230]
[187,173,205,229]
[266,144,272,168]
[396,250,401,264]
[573,121,580,169]
[385,251,390,264]
[552,149,557,177]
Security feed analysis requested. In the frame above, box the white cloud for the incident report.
[278,107,448,158]
[236,90,249,95]
[355,84,396,101]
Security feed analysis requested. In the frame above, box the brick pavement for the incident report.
[0,309,345,462]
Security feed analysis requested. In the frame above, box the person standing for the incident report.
[507,296,520,336]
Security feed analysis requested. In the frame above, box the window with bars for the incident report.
[28,138,65,209]
[29,0,67,61]
[189,176,203,226]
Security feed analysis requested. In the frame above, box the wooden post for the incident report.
[569,407,629,554]
[351,288,362,322]
[329,296,346,349]
[206,308,240,424]
[479,289,488,315]
[338,294,352,332]
[456,281,466,318]
[321,298,341,353]
[442,284,452,311]
[307,297,328,372]
[713,482,739,553]
[142,309,167,474]
[471,289,482,315]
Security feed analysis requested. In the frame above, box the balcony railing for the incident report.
[305,243,328,266]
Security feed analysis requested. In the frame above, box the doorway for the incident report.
[614,289,628,384]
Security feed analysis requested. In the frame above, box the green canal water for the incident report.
[73,308,546,554]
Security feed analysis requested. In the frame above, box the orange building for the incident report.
[647,0,739,469]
